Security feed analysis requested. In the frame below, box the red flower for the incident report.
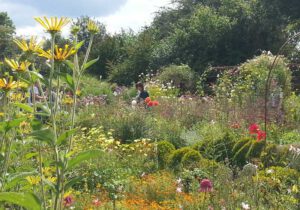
[199,179,213,192]
[257,130,266,141]
[249,124,260,134]
[145,97,151,103]
[147,101,154,107]
[153,100,159,106]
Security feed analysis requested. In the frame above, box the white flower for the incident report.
[176,178,182,184]
[176,187,182,193]
[131,100,137,106]
[241,202,250,210]
[266,169,274,174]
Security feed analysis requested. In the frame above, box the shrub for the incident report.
[80,75,114,98]
[193,132,235,163]
[168,147,195,170]
[284,93,300,126]
[147,117,185,148]
[158,64,196,92]
[216,54,292,109]
[232,137,266,167]
[182,150,202,168]
[157,140,176,169]
[260,143,289,168]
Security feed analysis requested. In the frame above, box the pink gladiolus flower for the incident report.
[257,130,266,141]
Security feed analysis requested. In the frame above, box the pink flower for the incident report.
[63,195,74,207]
[199,179,213,192]
[92,198,101,207]
[249,124,260,134]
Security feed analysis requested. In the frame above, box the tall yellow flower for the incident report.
[5,58,31,72]
[0,77,19,91]
[38,44,77,62]
[34,17,70,34]
[13,36,43,53]
[26,176,41,186]
[87,20,100,34]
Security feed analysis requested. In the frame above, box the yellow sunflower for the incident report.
[34,17,70,34]
[5,58,31,72]
[0,77,19,91]
[13,36,43,53]
[87,20,100,34]
[38,44,77,62]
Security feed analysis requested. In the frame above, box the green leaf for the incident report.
[29,71,44,83]
[25,152,39,159]
[0,117,27,132]
[64,176,83,191]
[14,102,34,113]
[63,73,75,91]
[64,60,75,71]
[31,119,43,131]
[30,128,55,145]
[67,150,102,171]
[0,192,41,210]
[74,40,85,50]
[4,171,37,190]
[82,57,99,71]
[57,129,77,146]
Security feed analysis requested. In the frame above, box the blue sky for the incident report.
[0,0,171,36]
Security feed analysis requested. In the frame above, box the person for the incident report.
[135,82,149,103]
[28,81,44,105]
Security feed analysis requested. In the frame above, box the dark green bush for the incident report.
[232,137,266,167]
[193,132,235,163]
[168,147,195,170]
[182,150,202,169]
[260,144,289,168]
[157,140,176,169]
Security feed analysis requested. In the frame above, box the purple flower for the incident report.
[199,179,213,192]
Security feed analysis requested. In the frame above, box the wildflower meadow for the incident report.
[0,0,300,209]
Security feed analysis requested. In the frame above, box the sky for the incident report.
[0,0,172,37]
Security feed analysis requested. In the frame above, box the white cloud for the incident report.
[13,0,171,37]
[101,0,171,34]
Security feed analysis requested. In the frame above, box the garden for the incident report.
[0,0,300,210]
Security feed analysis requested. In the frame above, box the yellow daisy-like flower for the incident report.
[13,36,43,53]
[0,112,4,117]
[0,77,19,91]
[5,58,31,72]
[34,17,70,34]
[87,20,100,34]
[26,176,41,185]
[38,44,77,62]
[46,177,57,183]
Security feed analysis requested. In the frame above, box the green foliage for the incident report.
[0,12,16,60]
[216,54,291,108]
[0,192,41,210]
[80,75,113,98]
[260,144,289,168]
[182,150,202,168]
[158,64,195,92]
[284,93,300,126]
[232,137,266,167]
[157,140,176,169]
[108,30,155,85]
[167,147,195,170]
[194,132,235,163]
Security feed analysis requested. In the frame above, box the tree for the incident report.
[0,12,16,60]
